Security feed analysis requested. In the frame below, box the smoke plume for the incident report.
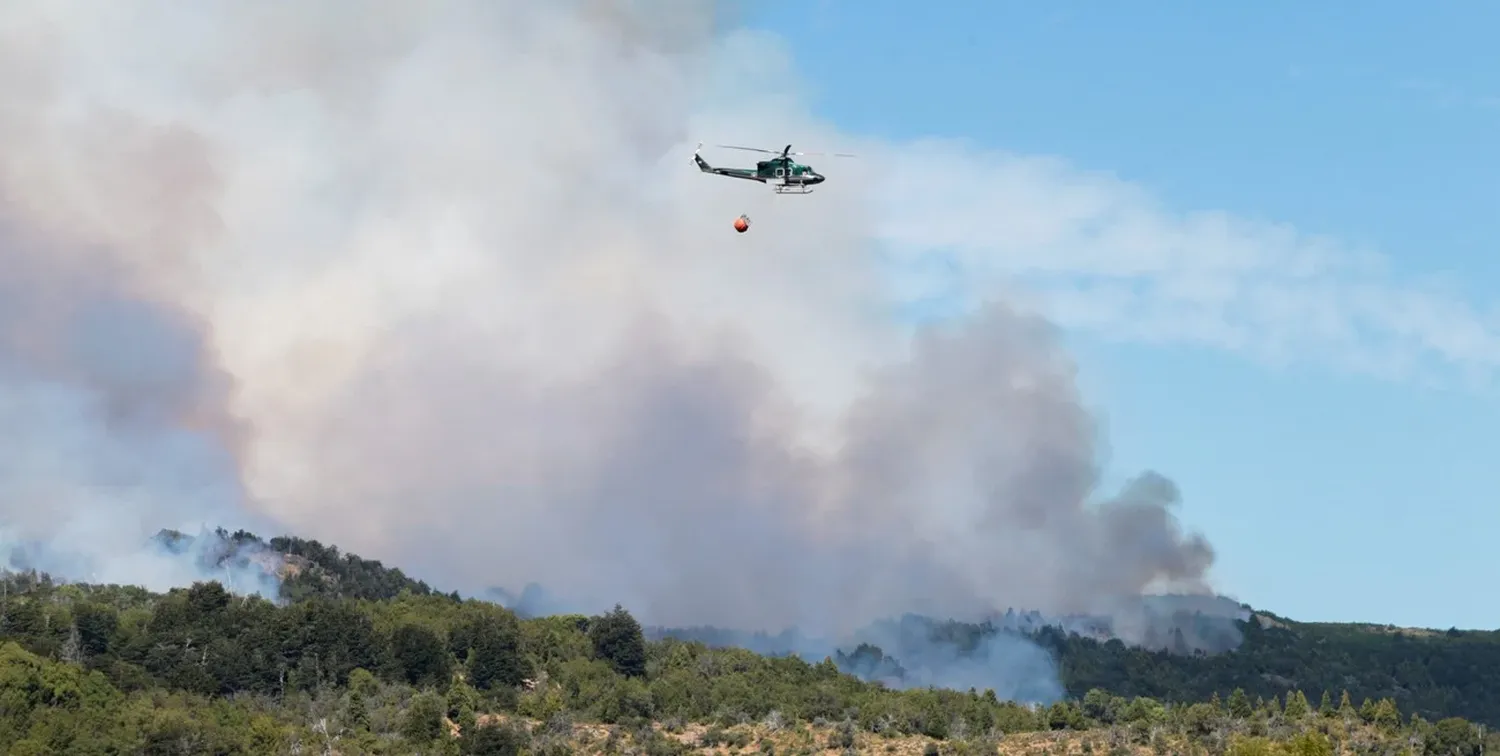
[0,0,1228,695]
[0,142,276,594]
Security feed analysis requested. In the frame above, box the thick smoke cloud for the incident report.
[0,183,274,595]
[0,0,1229,695]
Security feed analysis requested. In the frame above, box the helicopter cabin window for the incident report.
[774,167,785,177]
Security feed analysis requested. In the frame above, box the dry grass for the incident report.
[462,714,1173,755]
[447,711,1424,756]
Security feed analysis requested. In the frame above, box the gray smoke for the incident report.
[0,202,277,596]
[0,0,1230,697]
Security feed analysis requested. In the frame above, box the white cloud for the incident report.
[849,138,1500,384]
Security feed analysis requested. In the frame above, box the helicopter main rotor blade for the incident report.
[712,144,858,158]
[714,144,780,154]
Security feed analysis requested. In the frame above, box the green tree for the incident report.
[1181,702,1219,736]
[1318,690,1333,717]
[448,678,480,734]
[588,605,647,679]
[1120,696,1166,728]
[462,722,528,755]
[345,688,371,732]
[1227,688,1252,719]
[1284,690,1309,719]
[1261,695,1281,718]
[185,580,231,617]
[348,667,380,698]
[1227,735,1278,756]
[1285,731,1333,756]
[1373,698,1402,729]
[467,615,529,691]
[1047,700,1087,731]
[1082,688,1119,724]
[403,691,447,743]
[72,603,118,658]
[1426,717,1482,756]
[390,622,453,687]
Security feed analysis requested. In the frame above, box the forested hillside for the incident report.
[0,530,1492,754]
[148,529,1500,727]
[655,615,1500,730]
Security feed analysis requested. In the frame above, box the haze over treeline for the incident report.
[0,0,1234,702]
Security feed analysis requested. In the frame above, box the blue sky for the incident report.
[740,1,1499,630]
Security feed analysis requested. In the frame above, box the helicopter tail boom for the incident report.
[692,142,764,182]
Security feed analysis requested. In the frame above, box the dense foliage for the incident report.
[1050,616,1500,729]
[160,530,1500,730]
[1,532,1494,754]
[657,615,1500,731]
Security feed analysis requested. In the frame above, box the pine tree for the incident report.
[1263,694,1282,717]
[1373,698,1402,729]
[1360,697,1377,723]
[1284,690,1310,719]
[345,688,371,733]
[1319,690,1334,717]
[1210,691,1222,711]
[1228,688,1253,719]
[1339,690,1354,718]
[446,679,479,721]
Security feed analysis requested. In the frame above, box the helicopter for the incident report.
[693,142,855,195]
